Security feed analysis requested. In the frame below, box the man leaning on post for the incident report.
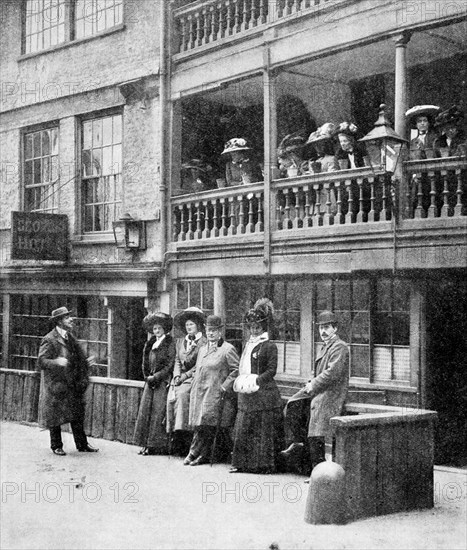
[281,311,349,474]
[37,307,98,455]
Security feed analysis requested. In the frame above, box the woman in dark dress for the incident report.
[133,312,176,455]
[230,299,284,474]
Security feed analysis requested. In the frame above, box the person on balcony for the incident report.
[133,312,176,456]
[221,138,263,186]
[185,315,239,466]
[405,105,440,160]
[276,131,308,178]
[229,299,284,474]
[166,307,207,456]
[433,106,466,158]
[37,307,98,456]
[280,311,349,477]
[333,122,370,169]
[305,123,338,174]
[180,158,215,194]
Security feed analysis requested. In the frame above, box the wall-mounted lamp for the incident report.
[359,104,407,173]
[112,213,146,250]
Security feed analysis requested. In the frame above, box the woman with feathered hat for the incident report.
[333,122,369,169]
[166,307,207,456]
[276,131,307,178]
[133,312,176,455]
[433,105,466,158]
[221,138,263,186]
[229,299,284,474]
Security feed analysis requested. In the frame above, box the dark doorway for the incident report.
[125,298,147,381]
[426,276,467,466]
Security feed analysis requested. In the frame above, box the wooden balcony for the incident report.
[172,0,348,55]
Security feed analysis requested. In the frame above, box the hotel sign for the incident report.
[11,211,68,261]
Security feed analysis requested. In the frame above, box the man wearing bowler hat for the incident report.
[281,311,349,475]
[37,307,98,455]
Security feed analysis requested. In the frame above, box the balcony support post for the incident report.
[393,31,411,138]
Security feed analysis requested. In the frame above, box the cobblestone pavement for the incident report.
[1,421,466,550]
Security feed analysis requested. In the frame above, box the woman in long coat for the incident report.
[133,312,176,455]
[230,299,284,474]
[166,307,207,455]
[185,315,239,466]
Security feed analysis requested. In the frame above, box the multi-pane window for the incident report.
[23,127,59,213]
[23,0,123,55]
[24,0,66,54]
[75,0,123,39]
[314,277,411,385]
[10,294,108,376]
[81,113,122,232]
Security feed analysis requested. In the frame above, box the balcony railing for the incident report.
[173,0,341,54]
[404,157,467,219]
[172,182,264,241]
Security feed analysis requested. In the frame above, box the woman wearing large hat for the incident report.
[221,137,263,186]
[333,121,369,169]
[276,131,307,178]
[166,307,207,456]
[305,123,338,173]
[405,105,440,159]
[133,312,176,455]
[433,105,466,158]
[230,299,284,474]
[185,315,239,466]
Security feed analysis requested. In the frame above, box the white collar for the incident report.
[152,334,166,349]
[56,326,68,340]
[185,332,202,343]
[248,332,269,344]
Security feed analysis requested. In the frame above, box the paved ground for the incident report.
[1,421,466,550]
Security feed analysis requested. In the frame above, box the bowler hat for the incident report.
[174,307,206,332]
[143,312,173,333]
[50,307,73,321]
[205,315,223,329]
[316,311,337,325]
[221,138,251,155]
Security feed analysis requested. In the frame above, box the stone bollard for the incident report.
[304,461,346,524]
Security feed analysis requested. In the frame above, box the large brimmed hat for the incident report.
[333,121,358,138]
[181,159,211,173]
[143,312,173,333]
[306,123,336,144]
[174,307,206,332]
[244,298,274,325]
[405,105,440,126]
[205,315,223,329]
[435,105,464,129]
[50,306,73,321]
[221,138,251,155]
[277,131,306,157]
[315,310,337,325]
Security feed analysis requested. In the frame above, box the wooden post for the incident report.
[393,31,411,138]
[2,294,10,369]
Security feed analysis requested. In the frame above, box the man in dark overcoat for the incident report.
[281,311,349,474]
[37,306,98,455]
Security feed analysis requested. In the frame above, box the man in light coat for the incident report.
[281,311,349,474]
[38,307,98,455]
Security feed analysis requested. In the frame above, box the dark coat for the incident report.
[236,340,283,413]
[37,328,89,428]
[141,334,176,388]
[433,134,466,157]
[409,130,437,159]
[288,336,349,439]
[334,143,368,168]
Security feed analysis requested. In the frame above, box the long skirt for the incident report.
[133,382,169,453]
[166,380,192,433]
[231,407,284,473]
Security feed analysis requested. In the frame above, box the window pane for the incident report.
[373,312,392,345]
[376,279,391,311]
[177,282,189,310]
[335,280,351,311]
[353,279,370,310]
[393,279,410,312]
[351,311,369,344]
[350,345,370,378]
[190,281,202,308]
[393,313,410,346]
[316,280,332,311]
[202,281,214,311]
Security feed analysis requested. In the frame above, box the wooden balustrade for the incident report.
[273,168,390,229]
[173,0,342,53]
[404,157,466,219]
[172,184,264,241]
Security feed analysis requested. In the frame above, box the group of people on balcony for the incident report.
[405,104,466,160]
[179,104,465,194]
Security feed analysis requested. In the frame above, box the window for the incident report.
[314,277,411,386]
[0,295,3,365]
[23,126,59,213]
[24,0,66,54]
[23,0,123,54]
[10,294,108,376]
[81,113,122,233]
[75,0,123,39]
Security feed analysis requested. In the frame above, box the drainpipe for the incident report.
[159,0,169,264]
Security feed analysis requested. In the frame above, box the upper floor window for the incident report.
[24,0,67,54]
[81,112,122,233]
[75,0,123,39]
[23,0,123,54]
[23,126,59,213]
